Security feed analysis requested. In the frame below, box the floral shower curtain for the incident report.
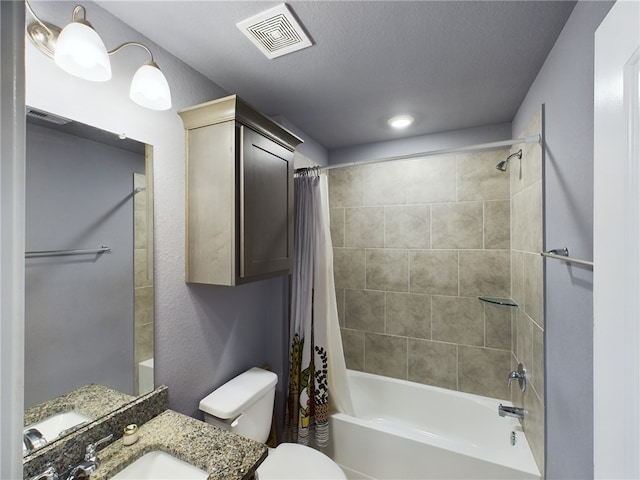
[288,173,354,448]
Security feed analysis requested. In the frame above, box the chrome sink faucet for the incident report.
[65,434,113,480]
[24,427,47,454]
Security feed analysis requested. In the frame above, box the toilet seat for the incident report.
[257,443,346,480]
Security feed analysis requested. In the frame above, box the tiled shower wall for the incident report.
[510,108,544,472]
[329,149,514,399]
[134,171,154,394]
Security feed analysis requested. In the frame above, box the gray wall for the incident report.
[512,1,614,478]
[24,2,312,440]
[329,123,512,166]
[25,122,144,407]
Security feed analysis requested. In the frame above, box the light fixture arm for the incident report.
[71,5,87,22]
[108,42,155,64]
[25,0,54,36]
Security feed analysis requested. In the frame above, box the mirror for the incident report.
[23,108,154,456]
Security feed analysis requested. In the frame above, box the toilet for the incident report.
[199,367,346,480]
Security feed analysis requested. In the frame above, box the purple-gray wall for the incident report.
[512,2,614,478]
[25,122,144,407]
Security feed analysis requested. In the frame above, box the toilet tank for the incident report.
[199,367,277,443]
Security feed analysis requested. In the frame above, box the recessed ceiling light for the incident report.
[388,114,414,129]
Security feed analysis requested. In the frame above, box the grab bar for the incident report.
[25,246,111,258]
[541,248,593,268]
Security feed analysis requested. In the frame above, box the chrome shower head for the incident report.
[496,149,522,171]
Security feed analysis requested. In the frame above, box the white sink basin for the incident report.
[112,451,208,480]
[25,411,91,442]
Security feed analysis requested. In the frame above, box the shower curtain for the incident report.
[288,173,354,448]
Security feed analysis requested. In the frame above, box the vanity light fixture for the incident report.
[387,114,414,129]
[25,0,172,111]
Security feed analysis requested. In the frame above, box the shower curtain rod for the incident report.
[294,134,541,174]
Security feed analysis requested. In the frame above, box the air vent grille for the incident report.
[237,4,312,59]
[26,108,71,125]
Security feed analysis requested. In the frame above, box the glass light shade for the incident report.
[129,62,172,111]
[54,21,111,82]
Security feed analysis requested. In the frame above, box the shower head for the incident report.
[496,149,522,171]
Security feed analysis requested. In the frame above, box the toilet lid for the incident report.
[257,443,347,480]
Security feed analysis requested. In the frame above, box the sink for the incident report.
[25,411,92,443]
[111,451,208,480]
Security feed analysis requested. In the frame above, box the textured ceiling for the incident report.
[95,1,576,150]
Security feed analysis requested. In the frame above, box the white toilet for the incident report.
[199,367,346,480]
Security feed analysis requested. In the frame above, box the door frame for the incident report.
[593,0,640,477]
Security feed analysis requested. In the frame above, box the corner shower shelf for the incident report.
[478,297,518,307]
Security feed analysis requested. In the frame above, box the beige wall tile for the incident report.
[511,110,542,196]
[432,202,483,249]
[524,252,544,328]
[523,388,545,476]
[135,321,154,364]
[329,167,364,207]
[341,328,365,371]
[385,205,430,249]
[532,322,544,399]
[516,311,534,373]
[406,155,456,204]
[364,162,408,206]
[364,333,408,380]
[458,346,511,398]
[333,248,365,289]
[408,339,457,390]
[134,211,148,249]
[484,200,510,250]
[485,303,512,350]
[330,208,345,247]
[457,149,510,201]
[511,310,518,357]
[511,181,542,253]
[366,249,409,292]
[410,250,459,295]
[511,251,525,307]
[134,248,152,287]
[345,207,384,248]
[335,288,345,327]
[386,293,431,339]
[459,250,510,297]
[345,289,385,332]
[432,296,484,346]
[135,286,154,327]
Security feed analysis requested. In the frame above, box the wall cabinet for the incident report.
[179,95,303,285]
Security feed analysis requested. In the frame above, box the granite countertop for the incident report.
[93,410,268,480]
[24,384,135,427]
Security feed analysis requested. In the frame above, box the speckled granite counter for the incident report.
[24,384,134,428]
[94,410,267,480]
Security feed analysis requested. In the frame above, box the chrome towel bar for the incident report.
[25,245,111,258]
[541,248,593,268]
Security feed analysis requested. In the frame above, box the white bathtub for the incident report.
[328,370,540,479]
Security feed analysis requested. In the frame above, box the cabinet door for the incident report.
[240,126,293,279]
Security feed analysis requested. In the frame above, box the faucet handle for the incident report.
[85,433,113,460]
[29,465,58,480]
[506,363,527,392]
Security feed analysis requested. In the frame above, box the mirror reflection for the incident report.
[23,108,154,456]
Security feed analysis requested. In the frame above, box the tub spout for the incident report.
[498,404,525,419]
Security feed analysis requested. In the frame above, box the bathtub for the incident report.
[328,370,540,479]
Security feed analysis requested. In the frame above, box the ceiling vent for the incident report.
[26,108,71,125]
[237,4,312,59]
